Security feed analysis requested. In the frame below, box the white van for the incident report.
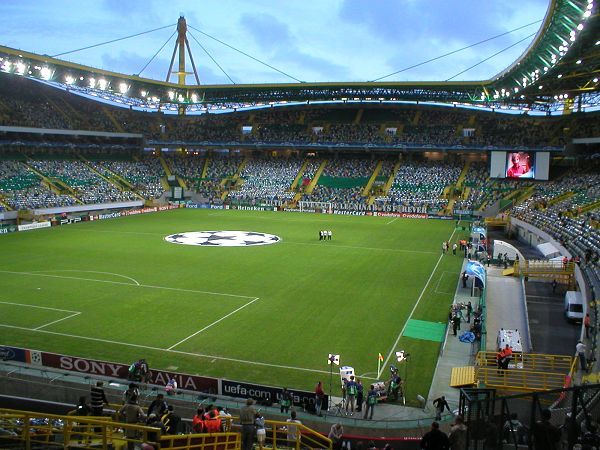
[497,328,523,353]
[564,291,584,323]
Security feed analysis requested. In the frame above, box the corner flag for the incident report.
[377,352,384,376]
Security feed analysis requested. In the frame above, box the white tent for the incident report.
[537,242,561,258]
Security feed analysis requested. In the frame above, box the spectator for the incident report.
[328,423,344,450]
[448,415,467,450]
[531,409,561,450]
[119,395,146,450]
[420,421,450,450]
[90,381,108,417]
[286,410,302,446]
[239,398,256,450]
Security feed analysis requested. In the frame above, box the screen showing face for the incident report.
[506,152,535,179]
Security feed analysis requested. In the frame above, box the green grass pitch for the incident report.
[0,209,467,404]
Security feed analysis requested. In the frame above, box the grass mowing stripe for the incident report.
[378,227,457,379]
[167,297,260,350]
[281,241,436,254]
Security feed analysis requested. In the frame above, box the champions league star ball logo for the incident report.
[164,231,281,247]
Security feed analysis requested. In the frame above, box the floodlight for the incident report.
[65,75,75,85]
[15,62,26,75]
[539,85,543,90]
[577,24,584,31]
[168,91,175,100]
[584,10,591,17]
[89,77,96,88]
[1,60,11,72]
[40,67,52,80]
[98,79,107,90]
[141,90,147,97]
[178,94,184,102]
[119,82,128,94]
[576,60,582,65]
[191,93,198,102]
[593,78,598,83]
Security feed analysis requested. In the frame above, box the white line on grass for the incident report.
[0,323,336,377]
[0,270,257,300]
[27,270,141,286]
[386,218,399,225]
[35,312,81,331]
[167,297,260,350]
[0,301,80,313]
[282,241,436,255]
[434,271,457,295]
[378,228,457,379]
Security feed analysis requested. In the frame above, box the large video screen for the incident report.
[505,151,535,179]
[490,151,549,180]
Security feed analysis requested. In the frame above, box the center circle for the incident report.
[164,231,281,247]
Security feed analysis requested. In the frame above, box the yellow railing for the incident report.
[262,419,332,450]
[476,352,573,372]
[513,259,576,275]
[476,367,568,391]
[0,408,235,450]
[0,409,330,450]
[475,352,573,392]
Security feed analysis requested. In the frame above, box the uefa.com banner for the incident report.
[0,345,327,409]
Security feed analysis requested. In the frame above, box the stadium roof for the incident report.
[0,0,597,113]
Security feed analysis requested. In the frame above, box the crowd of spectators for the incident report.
[163,153,205,181]
[453,162,490,211]
[2,72,599,149]
[228,157,301,206]
[28,159,140,204]
[322,158,376,178]
[512,168,600,285]
[88,157,165,200]
[0,160,76,209]
[304,186,368,211]
[374,161,461,211]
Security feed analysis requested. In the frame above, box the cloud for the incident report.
[237,12,348,82]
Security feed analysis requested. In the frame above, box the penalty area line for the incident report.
[0,323,333,376]
[167,297,260,350]
[35,312,82,331]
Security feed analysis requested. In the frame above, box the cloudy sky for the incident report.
[1,0,550,85]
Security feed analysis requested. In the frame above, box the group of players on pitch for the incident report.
[319,230,333,241]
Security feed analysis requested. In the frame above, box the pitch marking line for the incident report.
[27,270,141,286]
[167,297,260,350]
[378,227,457,379]
[0,301,82,331]
[434,271,457,295]
[386,218,399,225]
[0,323,337,377]
[0,270,256,300]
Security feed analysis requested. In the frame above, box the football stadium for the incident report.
[0,1,599,449]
